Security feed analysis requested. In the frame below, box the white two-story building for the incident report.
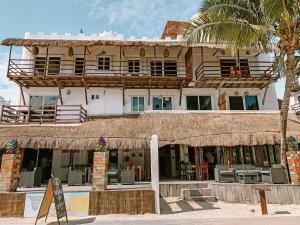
[1,21,293,185]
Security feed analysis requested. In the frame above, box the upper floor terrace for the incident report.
[2,34,279,92]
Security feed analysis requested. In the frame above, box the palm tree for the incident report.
[186,0,300,169]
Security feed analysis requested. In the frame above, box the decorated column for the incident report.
[0,139,22,192]
[287,136,300,185]
[92,136,108,191]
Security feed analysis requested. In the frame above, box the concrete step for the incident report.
[185,195,217,202]
[181,188,214,198]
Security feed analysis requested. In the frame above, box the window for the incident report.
[229,96,244,110]
[186,96,199,110]
[131,96,144,112]
[91,95,100,100]
[186,96,212,110]
[199,96,212,110]
[128,60,140,73]
[98,57,111,70]
[245,95,259,110]
[151,61,163,76]
[34,57,46,75]
[220,59,236,77]
[29,96,58,120]
[47,57,61,75]
[75,57,84,75]
[164,60,177,76]
[153,97,172,110]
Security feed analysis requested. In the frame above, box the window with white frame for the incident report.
[128,60,140,73]
[131,96,144,112]
[98,57,111,70]
[152,96,172,110]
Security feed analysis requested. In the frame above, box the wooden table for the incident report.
[253,186,271,215]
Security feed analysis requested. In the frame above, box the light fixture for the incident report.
[164,49,170,58]
[66,89,71,95]
[244,91,249,96]
[32,47,39,56]
[234,91,239,96]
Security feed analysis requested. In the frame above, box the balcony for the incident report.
[194,60,279,89]
[0,105,87,124]
[7,59,188,89]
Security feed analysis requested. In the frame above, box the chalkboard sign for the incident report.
[35,176,68,225]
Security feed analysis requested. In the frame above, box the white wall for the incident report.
[18,39,279,115]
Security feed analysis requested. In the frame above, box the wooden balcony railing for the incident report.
[0,105,87,124]
[290,103,300,112]
[7,59,187,78]
[195,61,279,80]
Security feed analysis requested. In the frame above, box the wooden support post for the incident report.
[6,46,12,78]
[153,46,157,77]
[237,49,241,75]
[44,47,48,76]
[195,147,200,180]
[83,46,87,77]
[19,84,26,105]
[148,80,151,106]
[179,81,184,106]
[122,79,125,106]
[119,46,122,74]
[254,186,270,216]
[57,83,63,105]
[84,87,88,105]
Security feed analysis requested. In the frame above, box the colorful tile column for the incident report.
[92,151,108,191]
[0,154,21,192]
[287,151,300,185]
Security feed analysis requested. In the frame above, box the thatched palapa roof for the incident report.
[1,38,228,48]
[0,112,300,151]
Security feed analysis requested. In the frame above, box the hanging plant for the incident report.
[5,139,22,154]
[95,136,107,152]
[287,136,298,152]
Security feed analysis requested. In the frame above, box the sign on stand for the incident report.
[35,176,68,225]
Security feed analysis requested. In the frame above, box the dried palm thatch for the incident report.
[1,38,277,51]
[0,112,299,150]
[1,38,227,48]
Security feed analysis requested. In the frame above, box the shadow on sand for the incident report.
[46,217,96,225]
[160,198,220,215]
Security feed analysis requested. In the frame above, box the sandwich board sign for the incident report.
[35,176,68,225]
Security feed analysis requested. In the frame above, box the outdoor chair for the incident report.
[68,168,84,186]
[19,167,42,188]
[214,165,235,183]
[261,164,287,184]
[121,169,135,185]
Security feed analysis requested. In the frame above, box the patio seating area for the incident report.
[214,164,287,184]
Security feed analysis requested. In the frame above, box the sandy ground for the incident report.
[1,200,300,224]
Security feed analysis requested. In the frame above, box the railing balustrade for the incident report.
[7,59,187,78]
[0,105,87,124]
[195,61,278,80]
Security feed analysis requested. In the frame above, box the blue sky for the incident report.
[0,0,284,102]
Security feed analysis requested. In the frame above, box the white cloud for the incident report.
[0,50,19,104]
[82,0,199,37]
